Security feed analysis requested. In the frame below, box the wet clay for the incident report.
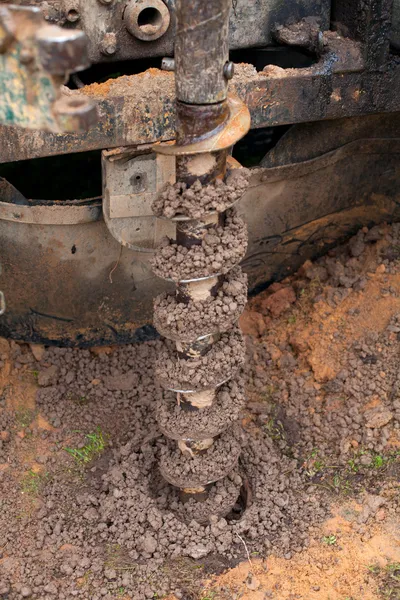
[151,168,251,220]
[154,266,247,342]
[157,374,246,440]
[155,326,246,391]
[151,209,248,282]
[159,426,243,488]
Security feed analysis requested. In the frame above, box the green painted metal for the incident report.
[0,45,59,131]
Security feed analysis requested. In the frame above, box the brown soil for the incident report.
[155,326,246,391]
[0,223,399,600]
[203,509,400,600]
[154,266,247,343]
[151,209,248,282]
[152,169,250,220]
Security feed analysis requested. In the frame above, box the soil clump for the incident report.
[154,267,247,342]
[151,209,248,282]
[151,169,250,220]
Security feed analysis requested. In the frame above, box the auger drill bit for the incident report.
[152,0,251,519]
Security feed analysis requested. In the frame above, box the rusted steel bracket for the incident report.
[2,29,399,163]
[102,147,175,251]
[24,0,331,64]
[0,4,98,132]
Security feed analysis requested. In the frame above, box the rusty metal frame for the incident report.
[22,0,331,64]
[0,37,399,163]
[0,0,398,165]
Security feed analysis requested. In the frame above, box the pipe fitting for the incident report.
[124,0,170,42]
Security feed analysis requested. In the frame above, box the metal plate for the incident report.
[102,148,175,251]
[35,0,331,63]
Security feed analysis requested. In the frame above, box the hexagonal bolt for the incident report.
[0,7,15,54]
[124,0,170,42]
[100,32,117,56]
[53,95,98,132]
[36,25,90,76]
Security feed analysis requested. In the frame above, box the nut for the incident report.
[100,32,117,56]
[53,95,98,133]
[161,57,175,71]
[124,0,170,42]
[36,25,90,75]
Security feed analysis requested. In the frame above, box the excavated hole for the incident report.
[226,476,252,522]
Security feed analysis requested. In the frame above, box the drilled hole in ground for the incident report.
[226,476,252,522]
[148,466,252,524]
[0,151,102,201]
[230,46,317,71]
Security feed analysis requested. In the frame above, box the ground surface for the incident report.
[0,223,399,600]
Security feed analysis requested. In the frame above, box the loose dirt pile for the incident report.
[0,223,399,600]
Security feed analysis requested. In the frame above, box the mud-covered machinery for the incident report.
[149,0,251,509]
[2,0,400,511]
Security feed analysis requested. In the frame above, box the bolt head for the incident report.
[161,57,175,71]
[54,95,98,133]
[100,32,117,56]
[36,25,90,75]
[19,47,35,65]
[223,61,235,80]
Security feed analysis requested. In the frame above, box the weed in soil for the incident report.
[322,534,337,546]
[369,563,400,599]
[21,470,48,498]
[64,428,107,464]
